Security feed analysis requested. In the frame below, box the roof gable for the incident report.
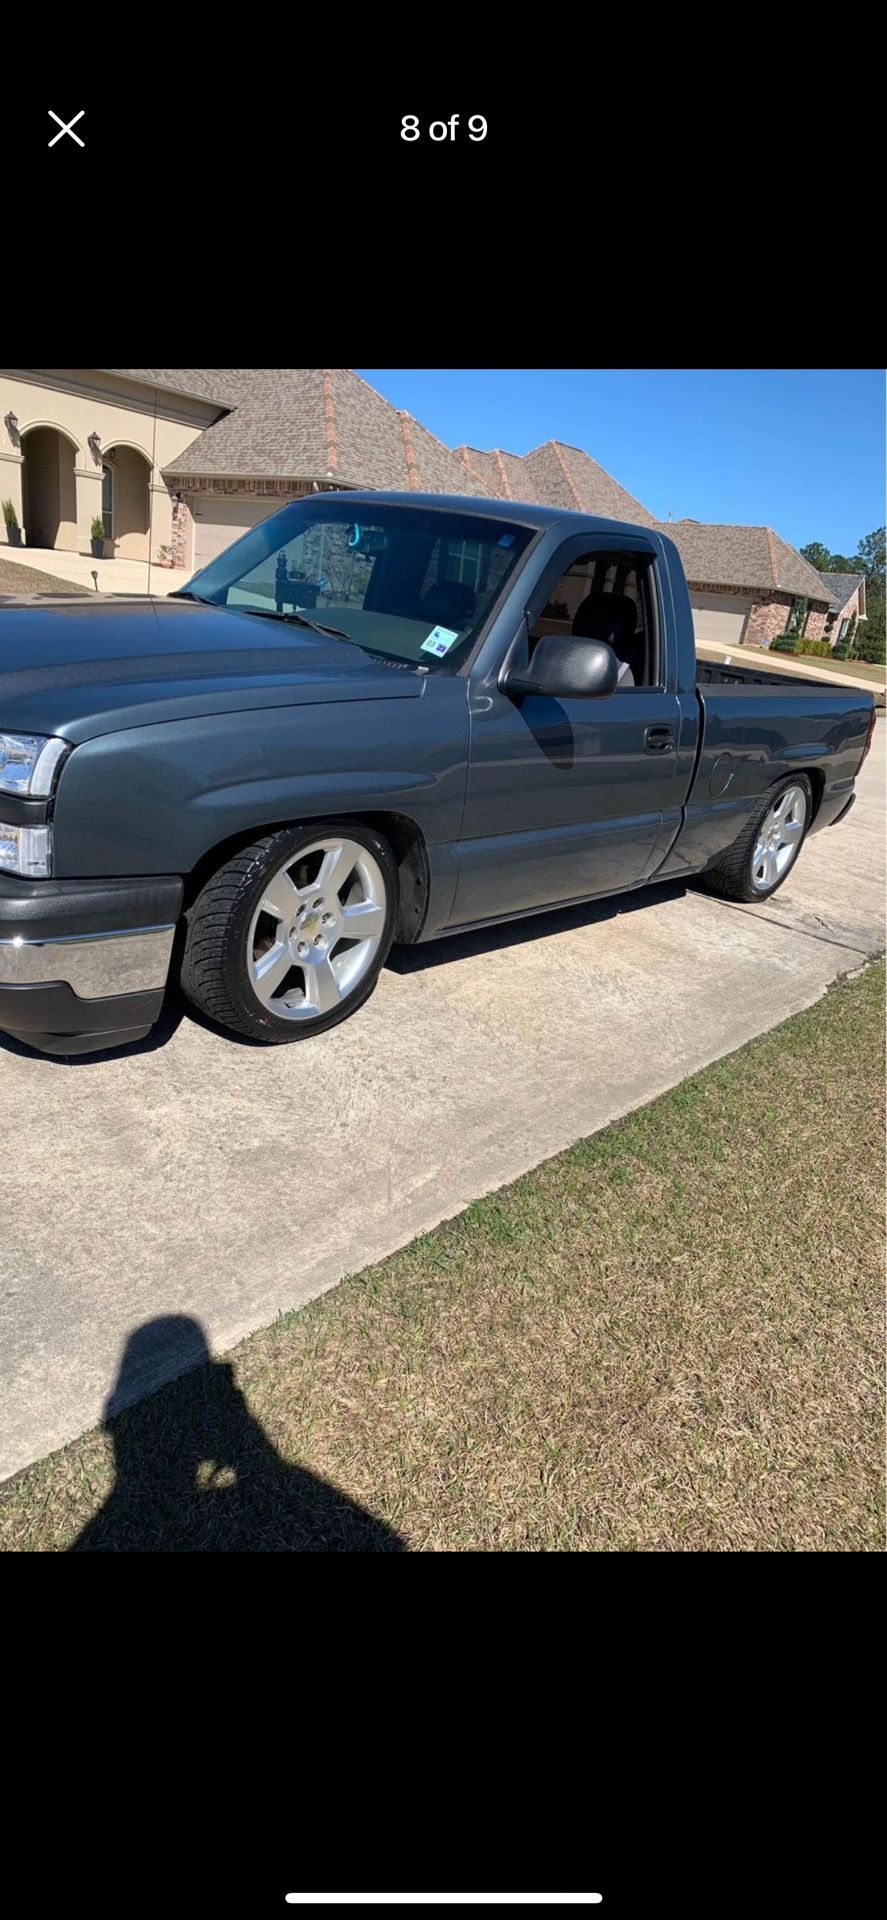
[816,570,866,612]
[452,439,655,523]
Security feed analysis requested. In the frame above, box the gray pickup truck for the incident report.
[0,492,876,1055]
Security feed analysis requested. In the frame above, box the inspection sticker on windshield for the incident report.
[421,624,460,658]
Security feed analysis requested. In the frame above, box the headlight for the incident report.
[0,731,69,798]
[0,731,69,876]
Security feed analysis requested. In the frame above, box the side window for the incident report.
[529,549,659,688]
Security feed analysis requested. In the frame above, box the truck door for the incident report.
[452,534,682,926]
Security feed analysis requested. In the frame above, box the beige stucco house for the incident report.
[0,369,837,650]
[0,369,240,566]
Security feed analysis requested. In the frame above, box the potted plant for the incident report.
[2,498,22,548]
[157,544,173,569]
[90,516,106,559]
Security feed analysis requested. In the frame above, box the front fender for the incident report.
[52,694,469,877]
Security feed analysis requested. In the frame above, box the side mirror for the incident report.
[504,634,621,701]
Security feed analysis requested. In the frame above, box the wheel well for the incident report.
[183,811,430,944]
[769,766,824,821]
[805,767,825,822]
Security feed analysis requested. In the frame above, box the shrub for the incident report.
[788,596,807,636]
[90,516,105,541]
[2,497,18,528]
[771,633,797,653]
[796,639,833,657]
[855,622,886,666]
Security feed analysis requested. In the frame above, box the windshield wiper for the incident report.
[169,589,218,605]
[236,605,353,644]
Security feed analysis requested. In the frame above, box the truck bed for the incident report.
[696,657,825,692]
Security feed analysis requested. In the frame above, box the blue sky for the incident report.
[356,370,885,556]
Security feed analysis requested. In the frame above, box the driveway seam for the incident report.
[692,893,877,958]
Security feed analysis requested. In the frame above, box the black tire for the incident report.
[697,774,812,903]
[180,820,397,1043]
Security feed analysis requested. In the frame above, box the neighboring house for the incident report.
[658,519,833,648]
[817,571,868,649]
[0,369,835,645]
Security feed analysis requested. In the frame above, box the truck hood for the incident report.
[0,595,423,741]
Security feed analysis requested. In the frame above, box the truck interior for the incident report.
[529,550,659,687]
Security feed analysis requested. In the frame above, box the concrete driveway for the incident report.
[3,726,884,1481]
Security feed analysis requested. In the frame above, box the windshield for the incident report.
[182,498,535,671]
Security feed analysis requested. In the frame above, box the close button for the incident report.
[48,110,85,148]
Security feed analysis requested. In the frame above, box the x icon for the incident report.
[48,109,85,147]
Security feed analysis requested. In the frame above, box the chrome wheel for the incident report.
[246,835,387,1021]
[750,785,808,894]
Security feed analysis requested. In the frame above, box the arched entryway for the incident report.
[101,444,152,559]
[21,426,78,551]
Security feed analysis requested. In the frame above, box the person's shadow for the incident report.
[70,1315,404,1553]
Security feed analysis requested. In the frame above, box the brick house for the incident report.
[1,368,835,647]
[818,572,868,650]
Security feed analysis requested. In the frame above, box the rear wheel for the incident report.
[180,821,396,1042]
[698,777,811,903]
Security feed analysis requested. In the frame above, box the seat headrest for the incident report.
[572,592,638,645]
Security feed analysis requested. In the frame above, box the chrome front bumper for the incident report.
[0,874,183,1055]
[0,924,175,996]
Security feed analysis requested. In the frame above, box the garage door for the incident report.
[191,496,288,572]
[690,592,754,649]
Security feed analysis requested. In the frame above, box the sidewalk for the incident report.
[0,545,192,597]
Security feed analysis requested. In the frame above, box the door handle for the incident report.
[645,725,675,754]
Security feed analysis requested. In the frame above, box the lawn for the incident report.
[2,962,883,1553]
[801,654,886,686]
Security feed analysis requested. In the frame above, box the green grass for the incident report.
[2,962,883,1553]
[803,654,886,685]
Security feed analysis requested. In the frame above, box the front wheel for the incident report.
[180,821,396,1043]
[698,776,811,903]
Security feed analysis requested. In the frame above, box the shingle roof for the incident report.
[123,370,832,604]
[453,439,655,524]
[162,368,490,494]
[453,439,826,601]
[816,570,866,613]
[658,522,831,602]
[104,369,247,408]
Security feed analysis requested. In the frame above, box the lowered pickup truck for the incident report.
[0,492,876,1055]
